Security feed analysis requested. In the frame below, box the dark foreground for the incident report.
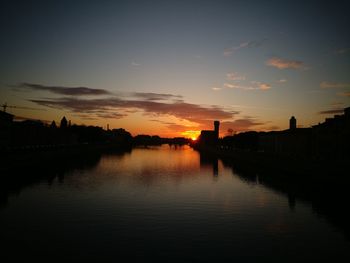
[1,145,349,262]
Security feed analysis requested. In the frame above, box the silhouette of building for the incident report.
[310,106,350,159]
[258,107,350,160]
[0,110,14,126]
[345,107,350,116]
[50,120,57,129]
[0,111,14,147]
[60,116,68,128]
[289,116,296,130]
[198,120,220,146]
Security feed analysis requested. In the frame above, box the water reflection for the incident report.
[200,153,219,177]
[219,155,350,240]
[0,145,349,261]
[197,150,350,240]
[0,149,129,207]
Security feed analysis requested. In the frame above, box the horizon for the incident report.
[3,106,350,139]
[1,0,350,138]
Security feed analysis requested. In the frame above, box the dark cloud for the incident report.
[224,39,267,56]
[29,97,238,125]
[335,47,350,55]
[318,108,344,115]
[221,118,265,132]
[131,92,183,101]
[265,125,280,131]
[14,115,50,123]
[18,83,111,96]
[30,97,123,112]
[16,83,186,102]
[25,83,267,132]
[95,112,127,119]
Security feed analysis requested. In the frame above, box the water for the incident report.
[1,145,349,262]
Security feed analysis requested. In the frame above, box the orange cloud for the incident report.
[226,72,245,81]
[318,108,344,114]
[266,57,304,69]
[224,82,271,91]
[320,81,350,89]
[337,92,350,97]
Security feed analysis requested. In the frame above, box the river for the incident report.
[1,145,349,262]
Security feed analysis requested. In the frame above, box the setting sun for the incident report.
[181,130,200,140]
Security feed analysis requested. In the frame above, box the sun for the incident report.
[181,130,200,140]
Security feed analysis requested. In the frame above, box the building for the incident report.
[198,120,220,146]
[0,111,14,147]
[310,106,350,159]
[289,116,296,130]
[259,107,350,160]
[60,116,68,128]
[0,110,14,127]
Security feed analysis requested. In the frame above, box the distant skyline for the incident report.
[1,0,349,137]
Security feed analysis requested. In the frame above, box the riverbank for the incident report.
[0,143,132,173]
[192,144,348,177]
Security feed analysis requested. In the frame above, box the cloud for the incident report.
[16,83,111,96]
[220,118,265,133]
[226,72,245,81]
[276,79,287,83]
[337,92,350,97]
[150,119,178,126]
[265,125,280,131]
[259,83,271,90]
[24,83,270,133]
[266,57,304,69]
[16,83,185,101]
[131,92,182,101]
[253,81,271,90]
[131,61,141,66]
[29,96,239,125]
[330,101,344,107]
[13,115,51,123]
[224,83,242,89]
[335,48,350,55]
[320,81,350,89]
[95,112,127,119]
[166,123,194,132]
[224,39,266,56]
[150,120,198,133]
[224,81,271,91]
[318,108,344,115]
[211,87,222,91]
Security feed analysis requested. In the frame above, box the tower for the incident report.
[60,116,68,128]
[289,116,296,130]
[214,120,220,138]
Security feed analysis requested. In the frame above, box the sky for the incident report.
[1,0,349,138]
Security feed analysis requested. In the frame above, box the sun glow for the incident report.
[181,130,200,140]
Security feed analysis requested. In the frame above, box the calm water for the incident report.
[1,145,349,262]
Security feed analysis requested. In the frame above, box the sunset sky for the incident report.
[1,0,349,138]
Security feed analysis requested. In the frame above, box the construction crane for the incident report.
[1,102,44,113]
